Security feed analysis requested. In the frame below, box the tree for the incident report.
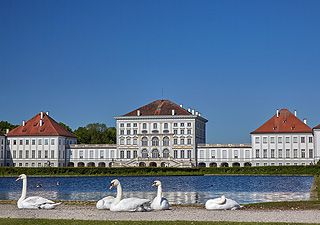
[0,121,19,133]
[73,123,116,144]
[59,122,73,133]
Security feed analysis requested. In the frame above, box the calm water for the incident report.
[0,175,313,204]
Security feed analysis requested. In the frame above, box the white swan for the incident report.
[109,179,150,212]
[96,196,115,209]
[150,180,170,210]
[205,195,240,210]
[16,174,62,209]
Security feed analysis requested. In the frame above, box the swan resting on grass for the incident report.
[16,174,62,209]
[205,195,240,210]
[150,180,170,210]
[109,179,150,211]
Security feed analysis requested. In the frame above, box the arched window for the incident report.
[141,149,148,158]
[152,149,159,158]
[163,136,169,146]
[141,137,148,146]
[152,137,159,146]
[163,149,169,158]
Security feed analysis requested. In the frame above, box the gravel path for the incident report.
[1,204,320,223]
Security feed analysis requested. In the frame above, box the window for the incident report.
[187,129,191,134]
[59,139,61,145]
[142,137,148,146]
[45,139,48,145]
[38,163,41,167]
[271,149,275,158]
[133,139,137,145]
[301,137,305,143]
[200,150,204,159]
[223,150,227,159]
[234,150,239,159]
[133,123,137,127]
[163,137,169,146]
[173,123,177,127]
[309,137,313,143]
[126,138,131,145]
[38,151,41,158]
[26,150,29,158]
[286,149,290,158]
[301,149,306,158]
[19,151,22,158]
[245,150,250,158]
[127,151,131,159]
[45,150,48,158]
[141,149,148,158]
[51,150,54,158]
[152,137,159,146]
[26,140,29,145]
[187,139,191,145]
[180,129,184,135]
[120,123,124,127]
[180,138,184,145]
[163,149,169,158]
[51,139,55,145]
[32,150,35,158]
[13,140,16,145]
[278,149,282,158]
[264,163,267,166]
[187,150,192,158]
[293,137,297,143]
[32,139,35,145]
[133,130,137,135]
[127,130,130,135]
[174,139,177,145]
[180,150,185,158]
[120,139,124,145]
[127,123,131,127]
[174,130,178,134]
[32,163,35,167]
[309,149,313,158]
[164,123,168,129]
[152,149,159,158]
[120,151,124,159]
[120,130,124,135]
[13,150,16,158]
[255,137,259,143]
[100,150,104,159]
[19,140,23,145]
[143,123,147,129]
[263,149,267,158]
[270,137,275,143]
[255,149,260,158]
[39,139,42,145]
[294,149,298,158]
[263,137,267,143]
[278,137,282,143]
[133,150,137,158]
[187,123,191,127]
[153,123,157,129]
[181,123,184,127]
[174,150,178,158]
[79,151,83,159]
[110,150,115,158]
[286,137,290,143]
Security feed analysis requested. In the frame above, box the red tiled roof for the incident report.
[251,109,312,134]
[7,112,77,138]
[314,124,320,129]
[122,100,192,116]
[0,130,4,136]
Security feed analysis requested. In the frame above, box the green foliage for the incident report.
[58,122,73,133]
[73,123,116,144]
[0,165,319,176]
[0,121,18,133]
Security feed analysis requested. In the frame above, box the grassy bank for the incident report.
[0,165,319,176]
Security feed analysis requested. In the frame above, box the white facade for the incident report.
[313,126,320,163]
[0,132,5,167]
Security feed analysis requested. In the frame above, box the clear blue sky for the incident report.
[1,0,320,143]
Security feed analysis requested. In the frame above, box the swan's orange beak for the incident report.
[16,177,21,181]
[152,183,156,186]
[109,183,114,189]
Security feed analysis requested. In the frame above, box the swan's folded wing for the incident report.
[24,196,55,205]
[208,197,226,205]
[119,198,150,211]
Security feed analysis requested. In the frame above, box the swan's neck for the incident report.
[20,178,27,201]
[157,184,163,199]
[114,183,122,204]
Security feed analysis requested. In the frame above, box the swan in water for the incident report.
[150,180,170,210]
[16,174,62,209]
[205,195,240,210]
[109,179,150,212]
[96,196,115,209]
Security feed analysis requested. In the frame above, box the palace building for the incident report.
[1,100,319,167]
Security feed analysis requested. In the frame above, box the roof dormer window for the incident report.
[291,126,295,130]
[273,127,277,130]
[283,120,286,123]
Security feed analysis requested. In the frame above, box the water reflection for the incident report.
[0,175,313,204]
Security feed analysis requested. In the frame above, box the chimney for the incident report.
[40,119,43,127]
[294,110,297,117]
[180,104,183,108]
[172,109,175,115]
[276,109,279,118]
[137,110,140,116]
[303,118,307,124]
[188,107,191,112]
[192,109,195,115]
[196,111,199,116]
[22,120,25,126]
[41,112,44,119]
[46,111,49,116]
[199,113,202,117]
[6,129,9,134]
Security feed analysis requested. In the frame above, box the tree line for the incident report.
[0,121,116,144]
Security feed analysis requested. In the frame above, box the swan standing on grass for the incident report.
[96,196,115,209]
[109,179,150,212]
[205,195,240,210]
[150,180,170,210]
[16,174,62,209]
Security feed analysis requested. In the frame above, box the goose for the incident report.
[205,195,240,210]
[150,180,170,210]
[109,179,150,212]
[16,174,62,209]
[96,196,115,209]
